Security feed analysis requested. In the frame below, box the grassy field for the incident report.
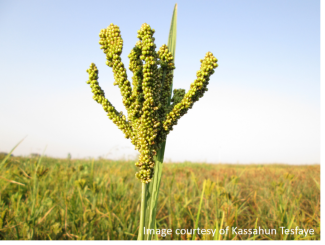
[0,155,320,240]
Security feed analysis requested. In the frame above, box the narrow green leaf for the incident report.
[145,159,163,240]
[154,221,159,240]
[138,182,147,240]
[0,136,26,171]
[166,3,178,107]
[311,177,320,190]
[192,179,206,240]
[214,211,224,240]
[283,215,295,240]
[253,217,258,240]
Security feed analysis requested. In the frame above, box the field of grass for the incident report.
[0,155,320,240]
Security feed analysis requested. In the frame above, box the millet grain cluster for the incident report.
[86,23,218,183]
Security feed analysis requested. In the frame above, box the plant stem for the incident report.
[138,182,147,240]
[138,5,177,240]
[144,156,163,240]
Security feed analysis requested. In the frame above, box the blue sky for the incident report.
[0,0,320,163]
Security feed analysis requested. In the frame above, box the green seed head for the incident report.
[86,23,218,183]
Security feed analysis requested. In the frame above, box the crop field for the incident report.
[0,155,320,240]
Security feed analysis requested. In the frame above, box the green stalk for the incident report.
[192,180,206,240]
[138,183,147,240]
[144,156,163,240]
[140,4,178,240]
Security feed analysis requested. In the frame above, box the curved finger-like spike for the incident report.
[134,23,161,183]
[127,42,147,151]
[99,24,133,110]
[152,45,176,147]
[162,52,218,134]
[128,43,144,121]
[86,63,133,140]
[157,44,175,116]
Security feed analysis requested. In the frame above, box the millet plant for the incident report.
[85,5,218,240]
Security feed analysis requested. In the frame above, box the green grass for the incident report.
[0,155,320,240]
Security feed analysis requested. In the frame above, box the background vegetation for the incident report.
[0,155,320,240]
